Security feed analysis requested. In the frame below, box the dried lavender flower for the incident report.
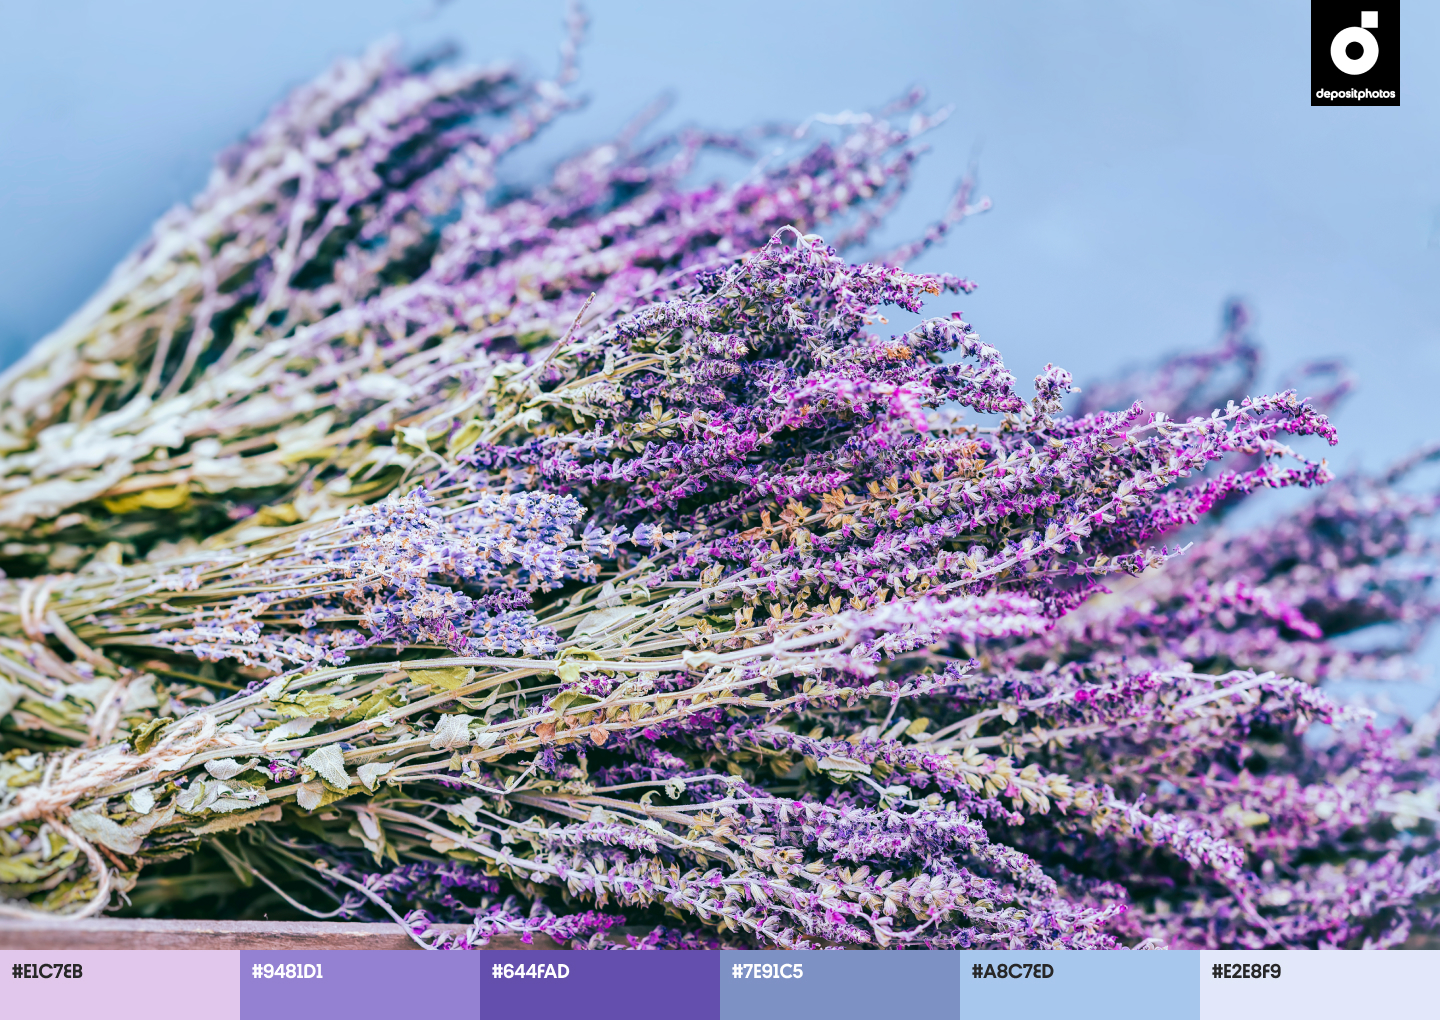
[0,20,1436,953]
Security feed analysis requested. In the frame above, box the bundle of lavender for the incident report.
[2,26,1437,952]
[0,8,968,573]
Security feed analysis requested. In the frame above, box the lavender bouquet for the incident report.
[1,19,1436,951]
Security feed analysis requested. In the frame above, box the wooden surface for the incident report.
[0,918,561,950]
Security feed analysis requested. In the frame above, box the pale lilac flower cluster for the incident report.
[147,488,597,667]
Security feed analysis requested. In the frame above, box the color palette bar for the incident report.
[241,950,478,1020]
[721,949,958,1020]
[1199,951,1431,1020]
[3,947,1435,1020]
[960,949,1199,1020]
[3,951,239,1020]
[481,949,719,1020]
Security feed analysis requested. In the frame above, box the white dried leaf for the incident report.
[472,729,498,749]
[71,800,177,853]
[68,809,144,855]
[352,806,382,842]
[265,715,321,742]
[573,605,643,639]
[817,755,871,775]
[448,796,485,827]
[134,420,186,452]
[151,750,195,770]
[126,786,155,815]
[682,650,722,672]
[356,762,393,791]
[209,796,269,813]
[304,745,351,789]
[204,757,260,780]
[122,674,159,712]
[176,779,208,813]
[192,455,290,494]
[352,374,407,400]
[0,459,134,531]
[63,678,113,708]
[275,412,336,458]
[296,781,325,812]
[0,679,19,719]
[429,713,475,751]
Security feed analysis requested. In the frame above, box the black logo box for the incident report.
[1312,1,1400,105]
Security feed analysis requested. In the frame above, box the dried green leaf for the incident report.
[447,418,485,455]
[101,484,190,514]
[129,717,173,754]
[404,666,475,691]
[343,688,405,724]
[274,692,358,719]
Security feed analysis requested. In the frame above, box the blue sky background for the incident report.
[1,0,1436,473]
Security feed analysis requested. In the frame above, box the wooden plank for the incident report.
[0,918,560,950]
